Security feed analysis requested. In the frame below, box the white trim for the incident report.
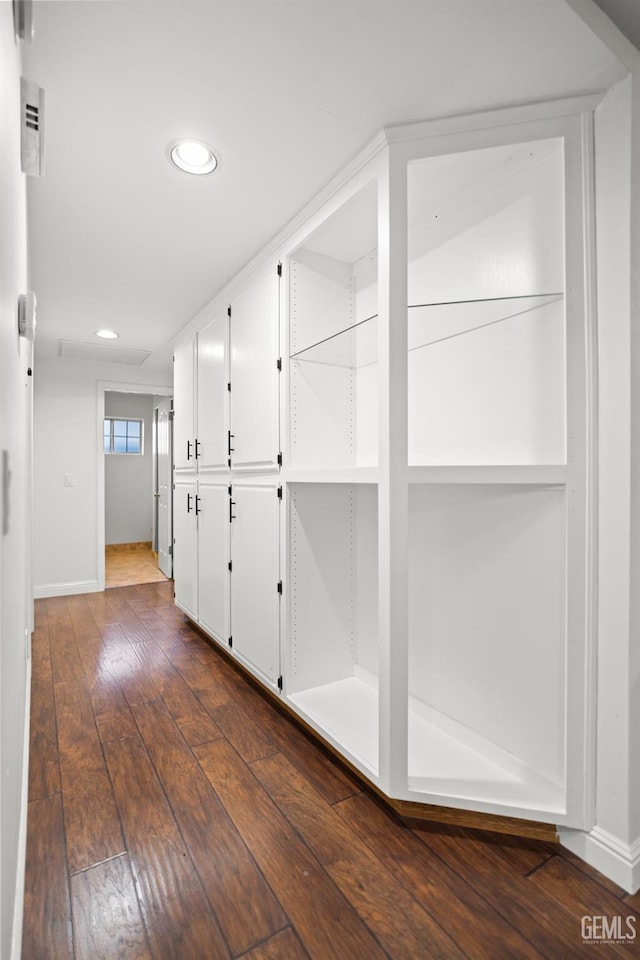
[10,657,30,960]
[97,380,173,592]
[559,826,640,894]
[34,579,99,598]
[383,93,606,143]
[563,0,640,74]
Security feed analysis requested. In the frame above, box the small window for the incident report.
[104,418,143,454]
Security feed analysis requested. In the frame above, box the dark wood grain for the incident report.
[87,672,137,743]
[198,647,362,804]
[28,653,61,800]
[412,821,612,959]
[54,678,124,873]
[132,640,224,739]
[334,790,545,959]
[252,751,465,960]
[243,927,310,959]
[132,698,286,955]
[105,734,230,960]
[22,795,73,960]
[70,854,152,960]
[527,854,640,957]
[194,737,387,960]
[47,598,85,684]
[26,593,636,960]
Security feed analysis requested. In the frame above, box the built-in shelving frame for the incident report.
[280,99,595,827]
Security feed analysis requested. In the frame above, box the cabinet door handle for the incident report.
[195,495,201,515]
[195,439,200,459]
[187,492,193,513]
[229,499,236,522]
[187,440,193,461]
[228,430,235,456]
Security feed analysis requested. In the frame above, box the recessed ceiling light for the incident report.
[169,139,218,176]
[96,329,119,340]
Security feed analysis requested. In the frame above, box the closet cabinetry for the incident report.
[175,102,594,834]
[173,263,282,686]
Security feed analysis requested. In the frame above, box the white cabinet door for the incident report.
[197,312,228,473]
[173,480,198,619]
[197,481,230,644]
[230,483,280,685]
[230,265,280,471]
[173,338,196,472]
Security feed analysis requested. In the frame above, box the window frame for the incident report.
[103,417,144,455]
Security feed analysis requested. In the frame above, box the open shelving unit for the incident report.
[280,112,589,829]
[289,180,378,472]
[287,482,379,778]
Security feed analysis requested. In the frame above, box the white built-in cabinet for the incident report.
[174,100,595,833]
[173,265,283,686]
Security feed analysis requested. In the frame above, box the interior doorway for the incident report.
[153,395,173,579]
[97,380,173,591]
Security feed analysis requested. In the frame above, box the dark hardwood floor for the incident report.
[23,583,640,959]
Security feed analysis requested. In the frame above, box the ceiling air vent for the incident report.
[20,78,44,177]
[58,340,151,367]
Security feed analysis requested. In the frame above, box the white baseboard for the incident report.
[34,579,99,598]
[10,657,31,960]
[559,825,640,894]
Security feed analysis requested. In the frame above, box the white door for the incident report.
[229,264,280,471]
[173,338,195,473]
[230,483,280,685]
[155,397,173,579]
[197,312,228,473]
[173,480,197,619]
[197,481,230,644]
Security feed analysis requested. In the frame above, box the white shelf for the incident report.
[289,673,379,777]
[288,672,563,813]
[407,700,564,813]
[286,468,379,484]
[408,465,566,484]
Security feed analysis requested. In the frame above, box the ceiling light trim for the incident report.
[168,138,219,176]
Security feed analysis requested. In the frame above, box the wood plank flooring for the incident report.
[24,583,640,959]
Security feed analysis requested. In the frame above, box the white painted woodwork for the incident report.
[407,484,566,811]
[173,480,198,620]
[289,181,379,471]
[173,338,196,473]
[197,482,230,644]
[288,483,379,775]
[171,103,594,834]
[155,396,173,579]
[230,483,281,685]
[230,266,280,472]
[281,109,591,825]
[196,312,228,473]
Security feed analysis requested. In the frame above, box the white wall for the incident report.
[33,360,171,596]
[559,73,640,894]
[0,8,31,959]
[104,391,154,544]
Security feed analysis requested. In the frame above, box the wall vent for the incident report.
[58,340,151,367]
[20,78,44,177]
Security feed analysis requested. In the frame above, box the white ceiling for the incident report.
[22,0,627,374]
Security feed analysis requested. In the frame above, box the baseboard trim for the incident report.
[34,579,99,598]
[105,541,153,554]
[10,657,31,960]
[559,825,640,894]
